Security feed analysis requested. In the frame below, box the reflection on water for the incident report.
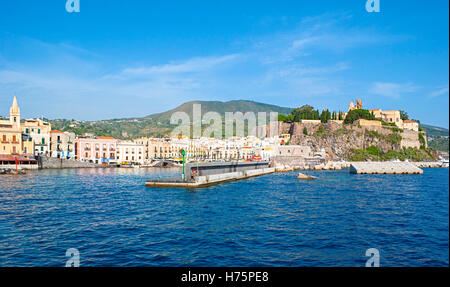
[0,167,448,266]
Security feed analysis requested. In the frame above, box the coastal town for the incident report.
[1,94,446,174]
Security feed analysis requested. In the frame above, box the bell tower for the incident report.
[9,95,21,129]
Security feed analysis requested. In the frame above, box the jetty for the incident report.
[349,162,423,175]
[146,161,274,188]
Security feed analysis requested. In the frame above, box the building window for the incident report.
[38,129,41,134]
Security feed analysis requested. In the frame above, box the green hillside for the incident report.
[421,124,449,137]
[49,100,291,139]
[421,124,449,152]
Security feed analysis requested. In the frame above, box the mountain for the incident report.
[421,124,449,152]
[49,100,292,139]
[144,100,291,122]
[421,124,449,138]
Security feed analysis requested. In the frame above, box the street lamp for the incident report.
[180,149,186,181]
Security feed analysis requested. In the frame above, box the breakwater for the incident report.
[146,161,272,188]
[350,162,423,174]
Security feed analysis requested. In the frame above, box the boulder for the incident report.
[297,173,317,180]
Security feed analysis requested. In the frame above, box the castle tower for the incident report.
[356,99,363,109]
[348,101,355,111]
[9,95,20,129]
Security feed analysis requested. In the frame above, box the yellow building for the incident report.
[370,109,403,127]
[0,96,34,155]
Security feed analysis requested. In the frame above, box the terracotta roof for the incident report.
[369,109,381,111]
[50,130,64,133]
[97,137,115,140]
[403,120,417,123]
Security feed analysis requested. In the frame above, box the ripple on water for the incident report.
[0,168,448,266]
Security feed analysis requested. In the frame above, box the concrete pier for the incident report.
[349,162,423,175]
[146,161,272,188]
[146,167,275,188]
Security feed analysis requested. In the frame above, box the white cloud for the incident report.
[122,54,239,76]
[369,82,418,98]
[428,86,449,98]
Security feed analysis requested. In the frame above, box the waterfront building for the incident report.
[0,96,34,155]
[116,141,144,165]
[277,145,312,157]
[74,137,118,164]
[49,130,76,159]
[133,135,280,162]
[22,118,52,155]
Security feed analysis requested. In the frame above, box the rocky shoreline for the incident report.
[274,160,448,172]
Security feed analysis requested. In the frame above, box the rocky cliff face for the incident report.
[278,121,425,160]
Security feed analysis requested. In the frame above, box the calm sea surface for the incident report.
[0,167,448,267]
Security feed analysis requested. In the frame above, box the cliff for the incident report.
[278,121,435,161]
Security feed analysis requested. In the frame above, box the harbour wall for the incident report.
[38,156,104,169]
[271,156,326,169]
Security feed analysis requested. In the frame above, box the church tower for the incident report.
[9,95,21,129]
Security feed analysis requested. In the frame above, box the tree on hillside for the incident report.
[344,109,376,124]
[320,110,331,123]
[400,110,409,121]
[289,105,320,122]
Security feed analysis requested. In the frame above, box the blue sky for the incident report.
[0,0,448,128]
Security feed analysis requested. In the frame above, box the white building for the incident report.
[22,119,52,156]
[116,141,144,165]
[403,120,419,132]
[276,145,312,157]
